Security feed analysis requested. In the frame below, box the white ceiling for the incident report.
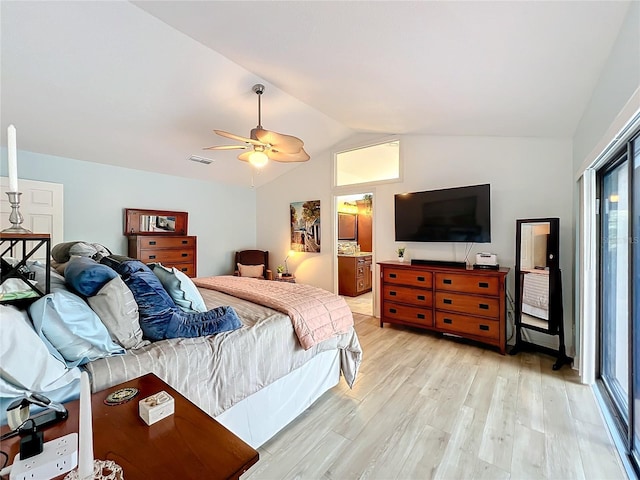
[0,1,632,187]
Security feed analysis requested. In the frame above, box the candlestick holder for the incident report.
[1,191,32,233]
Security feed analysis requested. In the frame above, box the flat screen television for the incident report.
[394,184,491,243]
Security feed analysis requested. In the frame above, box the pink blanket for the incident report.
[193,276,354,350]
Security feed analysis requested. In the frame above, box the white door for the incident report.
[1,178,64,259]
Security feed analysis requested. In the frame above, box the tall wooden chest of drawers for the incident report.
[128,235,197,277]
[379,261,509,354]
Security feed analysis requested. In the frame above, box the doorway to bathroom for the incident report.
[336,193,374,316]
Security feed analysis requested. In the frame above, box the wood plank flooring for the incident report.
[243,313,627,480]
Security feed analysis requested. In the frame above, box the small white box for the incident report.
[138,391,174,426]
[475,252,498,266]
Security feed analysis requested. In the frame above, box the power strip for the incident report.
[10,433,78,480]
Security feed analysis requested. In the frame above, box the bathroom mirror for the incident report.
[124,209,188,235]
[512,217,570,369]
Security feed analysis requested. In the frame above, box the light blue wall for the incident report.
[1,148,257,276]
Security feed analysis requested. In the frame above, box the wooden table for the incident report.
[0,373,259,479]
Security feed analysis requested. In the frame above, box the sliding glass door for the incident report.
[597,131,639,472]
[633,136,640,466]
[600,154,630,423]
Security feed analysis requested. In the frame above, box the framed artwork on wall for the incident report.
[290,200,321,252]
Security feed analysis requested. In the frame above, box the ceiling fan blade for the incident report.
[267,147,310,163]
[253,128,304,154]
[214,130,263,146]
[236,151,253,163]
[203,145,247,150]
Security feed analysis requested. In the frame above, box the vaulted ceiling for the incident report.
[0,1,632,187]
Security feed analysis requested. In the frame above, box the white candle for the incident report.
[78,371,94,479]
[7,125,18,192]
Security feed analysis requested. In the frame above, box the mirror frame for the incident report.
[514,217,560,334]
[124,208,188,236]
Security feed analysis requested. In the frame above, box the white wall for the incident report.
[257,134,575,352]
[571,1,639,381]
[573,1,640,173]
[1,148,257,276]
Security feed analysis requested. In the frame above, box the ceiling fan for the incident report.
[204,84,310,168]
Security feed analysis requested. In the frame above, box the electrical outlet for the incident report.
[10,433,78,480]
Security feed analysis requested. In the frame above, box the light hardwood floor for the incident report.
[243,313,627,480]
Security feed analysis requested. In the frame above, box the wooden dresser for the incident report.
[124,209,197,277]
[128,235,197,277]
[338,254,372,297]
[379,261,509,354]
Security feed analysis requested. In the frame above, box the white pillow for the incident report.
[0,305,72,391]
[237,263,265,278]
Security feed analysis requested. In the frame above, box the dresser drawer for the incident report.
[434,273,499,295]
[383,269,432,288]
[435,292,500,318]
[161,263,196,277]
[383,284,432,307]
[139,248,195,264]
[435,311,499,340]
[383,302,433,327]
[357,256,372,266]
[138,236,196,249]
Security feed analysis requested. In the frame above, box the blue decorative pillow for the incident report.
[64,256,117,297]
[107,260,241,341]
[150,263,207,313]
[28,290,124,367]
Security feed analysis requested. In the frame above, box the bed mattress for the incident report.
[85,287,362,419]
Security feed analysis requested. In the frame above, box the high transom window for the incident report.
[335,140,400,187]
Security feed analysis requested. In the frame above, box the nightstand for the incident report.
[274,275,296,283]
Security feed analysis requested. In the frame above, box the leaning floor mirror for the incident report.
[510,217,571,370]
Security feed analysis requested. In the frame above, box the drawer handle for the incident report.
[389,291,397,296]
[443,298,452,304]
[417,276,425,282]
[389,273,397,279]
[479,303,489,310]
[443,279,452,284]
[417,313,425,319]
[149,255,156,259]
[181,268,188,272]
[182,240,188,244]
[479,324,490,331]
[389,308,397,314]
[479,282,489,288]
[443,318,453,324]
[149,241,156,246]
[417,295,425,301]
[182,253,188,257]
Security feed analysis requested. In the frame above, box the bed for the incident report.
[1,255,362,449]
[521,271,549,320]
[77,275,361,448]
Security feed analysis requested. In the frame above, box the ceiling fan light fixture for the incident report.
[206,84,309,167]
[249,149,268,168]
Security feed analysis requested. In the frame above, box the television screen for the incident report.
[394,184,491,243]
